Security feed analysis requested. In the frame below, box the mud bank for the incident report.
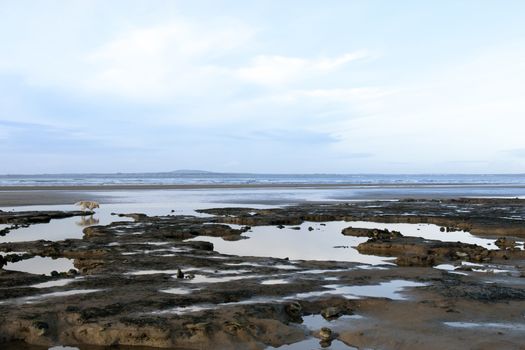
[1,198,524,349]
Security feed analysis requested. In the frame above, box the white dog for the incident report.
[75,201,100,211]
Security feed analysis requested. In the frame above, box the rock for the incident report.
[396,254,436,267]
[51,270,59,277]
[176,269,184,279]
[290,226,301,230]
[319,327,332,340]
[0,255,5,268]
[495,237,517,250]
[321,307,342,319]
[342,227,402,239]
[285,301,302,320]
[32,321,49,336]
[308,226,314,231]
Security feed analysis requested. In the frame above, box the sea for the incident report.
[0,172,524,187]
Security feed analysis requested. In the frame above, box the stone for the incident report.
[495,237,517,250]
[285,301,302,319]
[319,327,332,340]
[321,307,342,319]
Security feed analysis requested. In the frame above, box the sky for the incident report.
[1,0,525,174]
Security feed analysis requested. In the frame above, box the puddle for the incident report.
[266,338,357,350]
[22,289,102,304]
[289,280,426,300]
[121,247,189,256]
[187,221,391,264]
[0,251,26,256]
[345,221,498,250]
[0,193,276,243]
[435,262,514,275]
[444,322,525,331]
[31,278,80,288]
[4,256,76,275]
[128,269,182,275]
[154,296,282,315]
[302,314,364,331]
[180,274,260,284]
[159,287,197,295]
[272,264,300,270]
[0,289,103,305]
[48,347,80,350]
[261,279,289,285]
[187,218,502,265]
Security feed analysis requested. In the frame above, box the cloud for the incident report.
[236,51,369,86]
[83,20,256,101]
[505,148,525,158]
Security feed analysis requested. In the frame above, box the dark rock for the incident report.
[319,327,332,340]
[495,237,517,250]
[321,306,342,319]
[285,301,302,320]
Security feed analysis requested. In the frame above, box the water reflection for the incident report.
[75,215,99,227]
[4,256,76,275]
[187,221,392,265]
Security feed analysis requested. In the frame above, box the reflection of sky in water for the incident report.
[346,221,498,249]
[0,190,278,243]
[266,338,357,350]
[444,322,525,331]
[290,280,426,300]
[189,219,503,263]
[188,221,388,264]
[301,314,365,331]
[4,256,75,275]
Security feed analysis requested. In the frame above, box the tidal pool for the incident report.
[187,221,391,264]
[187,219,503,264]
[0,192,276,243]
[289,280,426,300]
[4,256,76,275]
[266,338,357,350]
[444,322,525,331]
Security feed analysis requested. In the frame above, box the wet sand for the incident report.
[1,198,524,349]
[2,183,525,206]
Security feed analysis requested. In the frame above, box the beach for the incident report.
[2,181,525,207]
[1,184,524,349]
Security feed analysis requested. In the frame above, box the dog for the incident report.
[75,201,100,211]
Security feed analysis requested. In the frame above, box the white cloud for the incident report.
[236,51,369,86]
[323,45,525,172]
[83,20,256,100]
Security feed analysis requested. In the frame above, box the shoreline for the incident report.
[1,182,525,191]
[1,183,524,207]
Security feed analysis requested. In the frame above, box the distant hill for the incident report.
[169,170,216,174]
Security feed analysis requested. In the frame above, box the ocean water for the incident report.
[0,172,524,186]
